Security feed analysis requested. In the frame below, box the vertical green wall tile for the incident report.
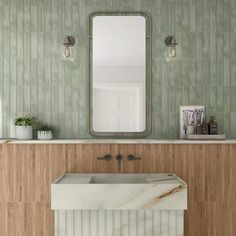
[189,0,196,32]
[203,0,210,32]
[231,113,236,138]
[223,59,230,86]
[224,32,231,59]
[0,0,235,138]
[230,86,236,112]
[231,61,236,86]
[223,87,231,112]
[224,113,230,138]
[195,0,203,32]
[231,1,236,33]
[24,0,30,33]
[168,112,179,138]
[210,0,217,59]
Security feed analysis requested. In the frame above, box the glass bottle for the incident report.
[208,116,218,135]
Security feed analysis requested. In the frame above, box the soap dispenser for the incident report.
[208,116,218,134]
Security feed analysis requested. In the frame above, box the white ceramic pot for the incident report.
[186,125,194,135]
[37,131,52,140]
[15,126,33,140]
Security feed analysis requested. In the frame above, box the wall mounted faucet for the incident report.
[97,154,141,172]
[127,154,141,161]
[97,154,112,161]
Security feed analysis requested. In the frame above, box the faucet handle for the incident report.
[97,154,112,161]
[116,154,123,161]
[127,154,141,161]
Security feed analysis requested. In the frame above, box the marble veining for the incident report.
[52,174,186,236]
[142,184,187,209]
[51,174,187,210]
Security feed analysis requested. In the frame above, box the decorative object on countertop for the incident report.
[180,107,225,140]
[37,123,53,140]
[179,105,204,139]
[201,118,208,135]
[15,115,35,140]
[186,124,194,135]
[195,108,204,134]
[208,115,218,135]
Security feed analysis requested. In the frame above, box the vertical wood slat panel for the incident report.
[0,203,54,236]
[1,143,236,235]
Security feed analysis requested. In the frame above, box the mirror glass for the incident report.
[90,13,151,136]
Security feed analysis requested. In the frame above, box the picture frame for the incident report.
[179,105,205,139]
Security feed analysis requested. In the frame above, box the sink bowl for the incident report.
[51,173,187,210]
[90,174,147,183]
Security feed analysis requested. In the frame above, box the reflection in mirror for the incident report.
[90,13,151,136]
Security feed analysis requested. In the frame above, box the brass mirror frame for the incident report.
[88,12,152,138]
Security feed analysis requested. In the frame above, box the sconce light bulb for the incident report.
[170,46,176,58]
[64,46,71,58]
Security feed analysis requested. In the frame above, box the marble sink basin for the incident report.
[51,173,187,210]
[90,174,147,183]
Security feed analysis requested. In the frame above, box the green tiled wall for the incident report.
[0,0,235,138]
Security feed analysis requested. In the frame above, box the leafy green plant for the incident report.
[15,115,35,126]
[37,123,52,132]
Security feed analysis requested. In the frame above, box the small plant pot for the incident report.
[37,130,52,140]
[15,126,33,140]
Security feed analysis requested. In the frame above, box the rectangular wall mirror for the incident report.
[89,12,151,137]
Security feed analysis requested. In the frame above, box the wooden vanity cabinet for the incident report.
[0,143,235,236]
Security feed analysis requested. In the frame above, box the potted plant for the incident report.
[15,115,34,140]
[37,123,53,140]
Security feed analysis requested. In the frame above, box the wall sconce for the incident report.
[63,35,76,61]
[164,36,178,62]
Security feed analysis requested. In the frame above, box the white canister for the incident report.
[37,131,52,140]
[186,125,194,135]
[15,126,33,140]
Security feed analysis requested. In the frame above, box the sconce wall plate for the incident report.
[64,36,76,47]
[164,36,177,47]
